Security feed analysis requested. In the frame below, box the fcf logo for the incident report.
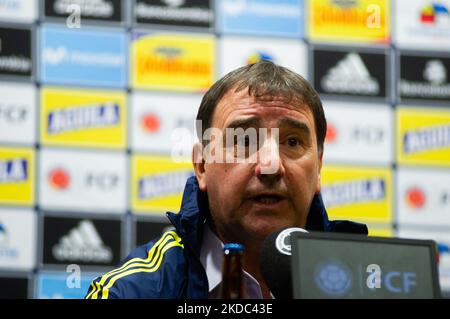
[366,264,417,293]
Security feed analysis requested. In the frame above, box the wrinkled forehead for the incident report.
[230,83,304,105]
[212,87,311,125]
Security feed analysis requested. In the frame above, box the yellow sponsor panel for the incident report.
[367,226,393,237]
[321,165,393,224]
[132,155,194,213]
[308,0,390,43]
[40,87,127,149]
[397,107,450,167]
[131,33,215,92]
[0,147,35,205]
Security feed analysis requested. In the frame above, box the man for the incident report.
[85,61,367,299]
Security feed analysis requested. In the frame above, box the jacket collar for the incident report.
[166,176,209,255]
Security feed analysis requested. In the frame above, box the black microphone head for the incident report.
[259,227,308,299]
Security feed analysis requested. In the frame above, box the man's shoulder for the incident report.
[85,230,187,299]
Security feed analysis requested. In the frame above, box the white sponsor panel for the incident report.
[219,36,307,78]
[0,82,36,145]
[395,0,450,49]
[131,92,200,155]
[0,0,37,23]
[397,227,450,292]
[39,148,127,213]
[0,207,36,271]
[397,167,450,227]
[323,101,393,165]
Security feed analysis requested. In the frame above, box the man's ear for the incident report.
[192,142,207,191]
[316,149,324,194]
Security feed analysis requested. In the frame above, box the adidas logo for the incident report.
[0,55,32,73]
[321,53,379,95]
[162,0,185,7]
[52,220,112,263]
[52,0,114,18]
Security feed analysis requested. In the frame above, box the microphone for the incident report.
[259,227,308,299]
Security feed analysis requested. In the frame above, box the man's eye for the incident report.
[236,136,251,146]
[287,137,301,147]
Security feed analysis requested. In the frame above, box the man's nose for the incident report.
[255,132,285,179]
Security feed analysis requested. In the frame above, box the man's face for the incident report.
[194,88,323,244]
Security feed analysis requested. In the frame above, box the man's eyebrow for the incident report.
[225,117,261,129]
[277,118,311,135]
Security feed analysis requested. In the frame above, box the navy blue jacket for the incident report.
[85,176,368,299]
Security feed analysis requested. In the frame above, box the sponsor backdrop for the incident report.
[0,0,449,298]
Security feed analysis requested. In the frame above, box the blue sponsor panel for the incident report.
[217,0,304,38]
[40,25,127,88]
[36,271,101,299]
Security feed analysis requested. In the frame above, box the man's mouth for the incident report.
[250,194,285,205]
